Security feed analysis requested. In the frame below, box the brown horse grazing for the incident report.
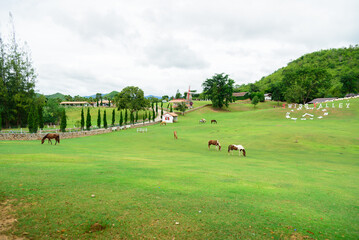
[41,133,60,145]
[228,144,246,156]
[208,140,221,151]
[211,120,217,124]
[174,131,178,139]
[160,121,167,126]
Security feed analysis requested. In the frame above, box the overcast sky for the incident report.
[0,0,358,97]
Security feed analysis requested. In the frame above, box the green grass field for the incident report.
[0,99,358,239]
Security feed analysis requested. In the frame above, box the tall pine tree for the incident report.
[38,106,44,130]
[97,109,101,128]
[60,109,67,132]
[103,110,107,129]
[86,108,91,130]
[119,111,123,126]
[124,109,128,125]
[112,109,115,126]
[80,108,85,130]
[130,111,134,124]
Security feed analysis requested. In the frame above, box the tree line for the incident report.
[236,46,359,103]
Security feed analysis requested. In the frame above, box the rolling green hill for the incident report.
[245,46,359,100]
[44,92,66,100]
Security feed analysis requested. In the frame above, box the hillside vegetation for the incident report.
[243,46,359,103]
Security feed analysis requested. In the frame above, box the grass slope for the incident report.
[0,99,358,239]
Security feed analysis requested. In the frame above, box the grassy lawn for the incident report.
[0,99,358,239]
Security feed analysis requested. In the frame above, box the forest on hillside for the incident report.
[238,46,359,103]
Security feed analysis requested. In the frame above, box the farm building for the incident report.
[162,113,178,123]
[264,93,272,101]
[232,92,249,100]
[307,98,337,104]
[60,101,90,107]
[90,100,112,107]
[169,99,191,108]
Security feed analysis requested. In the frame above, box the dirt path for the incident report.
[0,200,24,240]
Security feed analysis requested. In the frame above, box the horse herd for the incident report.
[40,119,246,157]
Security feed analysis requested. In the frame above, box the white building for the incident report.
[264,93,272,101]
[162,113,178,123]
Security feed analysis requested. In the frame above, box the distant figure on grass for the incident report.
[41,133,60,145]
[208,140,221,151]
[228,144,246,157]
[160,121,166,126]
[199,119,206,123]
[174,131,178,139]
[211,120,217,124]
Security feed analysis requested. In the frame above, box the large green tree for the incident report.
[282,65,330,103]
[340,70,359,94]
[175,102,188,115]
[0,14,37,128]
[202,73,234,108]
[114,86,148,113]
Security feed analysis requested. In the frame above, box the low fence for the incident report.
[0,119,162,141]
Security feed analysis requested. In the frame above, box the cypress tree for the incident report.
[0,111,2,130]
[130,111,134,124]
[28,105,38,133]
[148,111,151,122]
[97,100,99,107]
[86,108,91,130]
[100,98,103,106]
[156,102,158,116]
[38,106,44,130]
[103,110,107,129]
[60,109,67,132]
[135,111,138,123]
[119,111,123,126]
[170,104,173,112]
[80,108,85,130]
[142,111,146,124]
[152,108,155,121]
[112,109,115,126]
[27,106,34,133]
[97,109,101,128]
[124,109,128,125]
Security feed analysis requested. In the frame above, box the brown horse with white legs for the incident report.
[228,144,246,156]
[160,121,167,126]
[208,140,221,151]
[41,133,60,145]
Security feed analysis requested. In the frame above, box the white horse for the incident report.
[228,144,246,157]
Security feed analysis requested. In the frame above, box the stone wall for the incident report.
[0,119,162,141]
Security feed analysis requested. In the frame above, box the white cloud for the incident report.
[0,0,358,96]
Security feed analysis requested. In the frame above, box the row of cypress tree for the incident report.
[79,107,161,130]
